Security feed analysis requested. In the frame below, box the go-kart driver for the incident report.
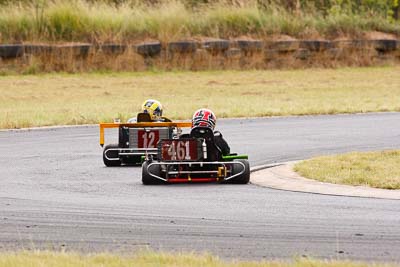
[127,99,171,123]
[191,108,230,156]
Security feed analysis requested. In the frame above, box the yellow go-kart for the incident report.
[99,113,191,166]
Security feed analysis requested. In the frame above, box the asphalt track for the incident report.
[1,113,400,262]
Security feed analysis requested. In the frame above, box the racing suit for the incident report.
[213,131,230,156]
[180,130,230,156]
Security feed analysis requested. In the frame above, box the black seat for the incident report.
[137,112,152,122]
[161,116,172,122]
[190,127,222,161]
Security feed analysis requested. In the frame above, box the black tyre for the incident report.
[135,42,162,57]
[24,44,53,55]
[168,41,197,54]
[0,44,23,59]
[300,40,331,52]
[226,159,250,184]
[103,144,121,167]
[100,44,127,55]
[236,40,263,54]
[142,161,164,185]
[372,39,397,52]
[267,40,300,52]
[203,39,230,54]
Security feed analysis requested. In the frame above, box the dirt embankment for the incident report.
[0,33,399,73]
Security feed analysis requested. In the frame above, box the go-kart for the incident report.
[99,113,191,166]
[142,127,250,184]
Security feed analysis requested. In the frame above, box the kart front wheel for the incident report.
[227,159,250,184]
[142,161,164,185]
[103,144,122,167]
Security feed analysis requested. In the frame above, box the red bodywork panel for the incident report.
[137,130,160,148]
[160,139,200,161]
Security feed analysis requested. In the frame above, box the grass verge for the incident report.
[0,67,400,129]
[0,251,397,267]
[294,150,400,190]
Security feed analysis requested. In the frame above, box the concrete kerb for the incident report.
[250,161,400,200]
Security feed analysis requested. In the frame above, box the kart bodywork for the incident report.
[142,127,250,184]
[99,113,191,166]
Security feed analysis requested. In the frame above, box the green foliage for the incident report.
[254,0,400,21]
[0,0,398,43]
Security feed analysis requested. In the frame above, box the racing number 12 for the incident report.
[167,141,191,160]
[141,131,156,148]
[138,131,159,148]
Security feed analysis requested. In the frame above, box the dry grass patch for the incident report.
[0,67,400,129]
[0,251,397,267]
[294,150,400,190]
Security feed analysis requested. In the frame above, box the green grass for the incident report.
[0,0,398,43]
[1,67,400,129]
[294,150,400,190]
[0,251,397,267]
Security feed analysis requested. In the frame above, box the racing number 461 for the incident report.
[168,141,191,160]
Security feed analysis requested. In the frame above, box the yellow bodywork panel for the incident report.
[99,122,192,146]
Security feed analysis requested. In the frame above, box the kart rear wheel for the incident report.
[142,161,164,185]
[103,144,122,167]
[227,159,250,184]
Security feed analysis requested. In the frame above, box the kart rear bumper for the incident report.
[145,161,246,183]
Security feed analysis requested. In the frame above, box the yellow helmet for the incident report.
[142,99,163,120]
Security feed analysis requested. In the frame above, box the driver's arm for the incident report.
[214,131,230,156]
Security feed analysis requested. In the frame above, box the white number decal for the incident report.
[184,141,191,160]
[142,131,156,148]
[167,142,177,160]
[167,141,191,160]
[177,141,185,160]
